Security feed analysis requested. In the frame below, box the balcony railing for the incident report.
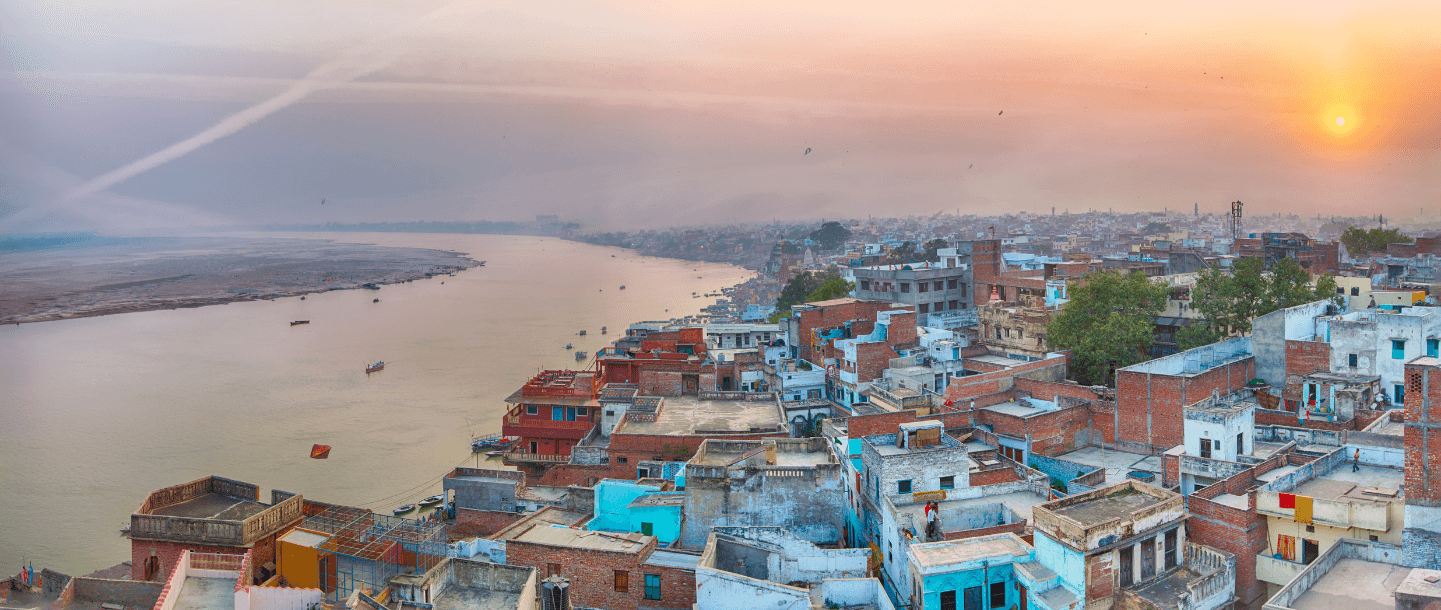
[131,491,302,547]
[189,552,246,572]
[503,448,569,463]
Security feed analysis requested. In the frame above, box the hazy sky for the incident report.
[2,0,1439,232]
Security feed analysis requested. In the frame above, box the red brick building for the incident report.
[501,370,602,461]
[493,507,696,610]
[789,298,898,364]
[128,476,303,582]
[1113,338,1256,453]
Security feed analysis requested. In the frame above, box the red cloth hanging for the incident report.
[1279,493,1296,509]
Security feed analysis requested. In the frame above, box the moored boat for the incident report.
[574,351,587,360]
[470,434,516,451]
[291,320,310,326]
[393,504,416,515]
[419,495,443,507]
[366,361,385,373]
[579,329,587,336]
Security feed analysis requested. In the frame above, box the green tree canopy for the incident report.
[809,221,853,251]
[1047,271,1171,386]
[1184,257,1341,347]
[1141,222,1172,234]
[772,267,851,321]
[1340,226,1411,256]
[885,241,918,264]
[921,238,949,262]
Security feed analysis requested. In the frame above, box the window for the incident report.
[963,586,982,610]
[919,303,930,314]
[940,590,957,610]
[1336,286,1344,295]
[1351,286,1360,296]
[960,284,968,297]
[618,456,628,464]
[1396,384,1405,405]
[934,281,944,291]
[552,406,564,421]
[606,410,615,416]
[900,283,910,293]
[576,407,588,417]
[1200,438,1212,459]
[1349,354,1358,367]
[860,280,870,291]
[1236,433,1244,456]
[989,581,1006,608]
[1306,525,1315,533]
[644,574,661,600]
[934,301,945,312]
[898,479,913,494]
[1394,339,1406,359]
[641,522,654,536]
[1430,339,1439,358]
[948,279,958,290]
[949,300,959,311]
[526,405,537,415]
[1370,535,1380,542]
[614,570,629,592]
[548,563,561,577]
[919,282,929,293]
[940,476,955,490]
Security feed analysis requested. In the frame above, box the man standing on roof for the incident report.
[924,500,939,541]
[1354,448,1361,472]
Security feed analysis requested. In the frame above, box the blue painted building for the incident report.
[905,533,1033,610]
[588,479,661,532]
[625,492,684,546]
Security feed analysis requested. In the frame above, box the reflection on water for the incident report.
[0,233,751,575]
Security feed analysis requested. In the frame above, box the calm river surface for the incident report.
[0,233,751,576]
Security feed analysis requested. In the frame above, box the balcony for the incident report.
[502,447,569,464]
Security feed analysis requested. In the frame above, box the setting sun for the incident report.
[1336,116,1346,126]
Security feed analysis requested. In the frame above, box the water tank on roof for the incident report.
[541,577,571,610]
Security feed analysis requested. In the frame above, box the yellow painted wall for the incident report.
[278,537,321,590]
[1262,499,1403,561]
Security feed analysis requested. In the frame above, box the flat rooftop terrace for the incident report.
[911,534,1031,569]
[616,397,782,436]
[1292,465,1403,501]
[1369,418,1405,437]
[433,587,522,610]
[148,493,269,520]
[1055,447,1161,485]
[1289,558,1410,610]
[1127,566,1203,610]
[173,577,234,610]
[983,401,1051,418]
[1051,489,1165,528]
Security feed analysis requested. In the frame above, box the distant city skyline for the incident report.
[2,0,1439,232]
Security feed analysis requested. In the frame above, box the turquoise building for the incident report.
[905,533,1033,610]
[587,479,684,546]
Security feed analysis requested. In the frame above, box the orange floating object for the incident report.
[311,444,331,459]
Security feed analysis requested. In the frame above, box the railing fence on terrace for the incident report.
[190,552,246,572]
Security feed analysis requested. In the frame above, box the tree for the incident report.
[885,242,918,264]
[809,222,852,251]
[771,267,849,321]
[921,238,949,262]
[1187,257,1342,346]
[1141,222,1172,235]
[1340,226,1411,255]
[1047,271,1171,386]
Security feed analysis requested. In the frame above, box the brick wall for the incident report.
[68,578,164,609]
[130,539,256,582]
[647,565,698,609]
[639,370,683,396]
[943,521,1026,542]
[1015,378,1102,402]
[855,342,900,385]
[1284,340,1332,378]
[1406,363,1441,506]
[886,311,918,349]
[1115,357,1254,451]
[503,538,664,610]
[1084,553,1113,604]
[845,411,920,441]
[1187,469,1268,610]
[969,467,1021,486]
[454,509,524,538]
[971,240,1001,308]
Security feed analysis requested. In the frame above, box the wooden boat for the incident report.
[565,343,573,350]
[419,495,443,507]
[373,298,380,303]
[579,330,587,336]
[366,361,385,374]
[291,320,310,326]
[574,351,587,360]
[393,504,416,515]
[600,326,607,335]
[619,285,625,290]
[362,283,381,290]
[310,444,331,459]
[471,434,515,451]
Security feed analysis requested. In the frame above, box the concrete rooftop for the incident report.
[1290,559,1411,610]
[433,587,522,610]
[148,494,269,520]
[1292,465,1403,502]
[172,577,233,610]
[616,397,782,436]
[1055,447,1162,485]
[1127,567,1202,610]
[983,401,1050,418]
[910,534,1031,570]
[1051,488,1165,528]
[509,526,651,554]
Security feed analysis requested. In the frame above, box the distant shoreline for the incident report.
[0,236,478,325]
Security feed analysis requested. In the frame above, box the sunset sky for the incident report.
[1,0,1439,231]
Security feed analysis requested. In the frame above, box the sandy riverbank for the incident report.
[0,236,477,324]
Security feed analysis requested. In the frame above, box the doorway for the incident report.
[1302,539,1320,564]
[682,374,699,395]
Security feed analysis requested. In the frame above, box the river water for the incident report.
[0,233,751,576]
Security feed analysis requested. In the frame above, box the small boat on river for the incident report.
[579,330,587,336]
[291,320,310,326]
[471,434,516,452]
[574,351,587,360]
[366,361,385,374]
[394,504,416,515]
[419,495,444,507]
